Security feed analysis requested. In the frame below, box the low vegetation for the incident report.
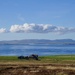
[0,55,75,75]
[0,55,75,64]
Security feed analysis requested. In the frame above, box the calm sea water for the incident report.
[0,44,75,56]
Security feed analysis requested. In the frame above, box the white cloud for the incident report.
[0,23,75,34]
[10,23,33,33]
[10,23,57,33]
[0,28,6,33]
[9,23,75,34]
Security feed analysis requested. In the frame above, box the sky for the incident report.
[0,0,75,40]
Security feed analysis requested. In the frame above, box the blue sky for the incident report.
[0,0,75,40]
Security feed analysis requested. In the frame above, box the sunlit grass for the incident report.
[0,55,75,64]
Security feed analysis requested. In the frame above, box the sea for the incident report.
[0,44,75,56]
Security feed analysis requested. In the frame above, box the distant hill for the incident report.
[0,39,75,45]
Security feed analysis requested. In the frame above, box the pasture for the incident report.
[0,55,75,64]
[0,55,75,75]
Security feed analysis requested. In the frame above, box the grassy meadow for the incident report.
[0,55,75,75]
[0,55,75,64]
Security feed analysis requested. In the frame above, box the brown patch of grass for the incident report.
[0,64,75,75]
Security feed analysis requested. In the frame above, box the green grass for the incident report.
[0,55,75,64]
[0,56,18,61]
[40,55,75,60]
[0,55,75,75]
[39,55,75,64]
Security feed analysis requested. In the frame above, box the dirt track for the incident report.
[0,64,75,75]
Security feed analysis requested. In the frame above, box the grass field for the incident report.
[0,55,75,75]
[0,55,75,64]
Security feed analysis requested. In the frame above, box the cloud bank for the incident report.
[0,23,75,34]
[0,28,6,33]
